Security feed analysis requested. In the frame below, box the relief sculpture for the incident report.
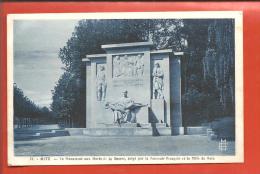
[96,64,107,101]
[152,62,164,99]
[113,54,144,78]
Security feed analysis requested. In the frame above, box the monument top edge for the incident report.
[83,50,185,61]
[174,52,185,56]
[150,49,173,54]
[101,41,153,49]
[85,54,107,58]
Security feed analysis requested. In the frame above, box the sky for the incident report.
[14,20,79,108]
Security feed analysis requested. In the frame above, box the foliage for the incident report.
[14,85,55,123]
[203,20,235,115]
[181,19,235,126]
[51,19,235,127]
[51,19,184,127]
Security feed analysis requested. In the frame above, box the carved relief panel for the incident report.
[112,54,144,78]
[96,63,107,101]
[152,60,164,99]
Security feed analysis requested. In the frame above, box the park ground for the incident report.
[14,135,235,156]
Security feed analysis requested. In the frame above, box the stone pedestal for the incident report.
[172,127,184,135]
[136,106,149,124]
[66,123,172,136]
[150,99,165,123]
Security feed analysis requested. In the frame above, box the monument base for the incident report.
[185,126,208,135]
[150,99,165,123]
[66,123,172,136]
[172,126,184,135]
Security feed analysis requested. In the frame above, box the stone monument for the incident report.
[81,41,184,136]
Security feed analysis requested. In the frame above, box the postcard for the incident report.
[7,11,243,166]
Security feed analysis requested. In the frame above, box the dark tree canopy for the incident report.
[51,19,235,127]
[14,85,55,123]
[182,19,235,125]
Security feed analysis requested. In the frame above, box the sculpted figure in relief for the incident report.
[113,56,122,77]
[135,54,144,76]
[105,90,147,125]
[113,54,144,78]
[152,62,164,99]
[96,65,107,101]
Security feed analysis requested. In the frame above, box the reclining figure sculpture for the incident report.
[105,90,147,126]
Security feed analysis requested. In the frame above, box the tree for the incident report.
[181,19,235,126]
[51,19,184,127]
[14,84,38,119]
[14,84,56,125]
[51,20,144,127]
[51,19,235,128]
[202,19,235,115]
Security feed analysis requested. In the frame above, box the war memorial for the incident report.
[67,41,185,136]
[10,14,242,165]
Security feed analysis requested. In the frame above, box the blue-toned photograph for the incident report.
[9,12,243,165]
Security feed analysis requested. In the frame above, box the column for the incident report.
[170,52,184,135]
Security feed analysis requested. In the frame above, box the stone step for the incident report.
[185,126,209,135]
[140,123,168,128]
[66,127,172,137]
[14,134,41,141]
[14,124,60,130]
[14,129,62,134]
[152,127,171,136]
[206,128,214,136]
[83,128,152,136]
[65,128,86,136]
[82,128,151,136]
[102,123,139,128]
[99,123,168,128]
[14,130,69,141]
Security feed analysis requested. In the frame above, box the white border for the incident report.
[7,11,243,166]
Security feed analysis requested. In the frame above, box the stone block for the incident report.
[185,126,208,135]
[172,127,184,135]
[83,128,153,136]
[67,127,174,137]
[150,99,165,123]
[153,127,171,136]
[66,128,86,136]
[103,123,139,128]
[54,130,70,136]
[136,106,149,123]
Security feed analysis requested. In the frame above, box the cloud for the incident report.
[14,20,79,52]
[24,90,38,95]
[37,99,53,108]
[13,20,78,108]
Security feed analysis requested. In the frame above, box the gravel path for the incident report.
[14,135,235,156]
